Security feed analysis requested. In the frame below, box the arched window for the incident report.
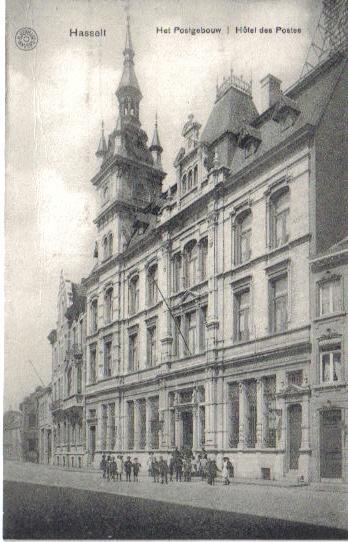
[67,368,72,397]
[103,185,109,203]
[188,170,193,191]
[193,165,198,186]
[108,233,113,258]
[103,236,108,261]
[77,365,82,394]
[147,264,158,306]
[129,275,139,315]
[235,211,252,265]
[172,253,182,293]
[104,287,113,324]
[182,174,187,194]
[200,237,208,280]
[184,240,198,288]
[90,299,98,333]
[271,189,290,248]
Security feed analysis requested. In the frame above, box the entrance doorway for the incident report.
[320,409,342,479]
[182,411,193,449]
[288,404,302,470]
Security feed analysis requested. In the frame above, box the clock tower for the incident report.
[91,17,166,262]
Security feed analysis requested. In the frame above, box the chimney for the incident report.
[260,74,282,112]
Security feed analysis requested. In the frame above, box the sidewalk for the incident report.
[4,460,348,532]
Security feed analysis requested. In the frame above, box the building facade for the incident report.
[81,18,347,483]
[48,272,87,469]
[19,387,43,462]
[310,237,348,483]
[3,410,22,461]
[37,385,53,465]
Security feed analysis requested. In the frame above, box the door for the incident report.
[288,404,302,470]
[320,409,342,479]
[182,411,193,449]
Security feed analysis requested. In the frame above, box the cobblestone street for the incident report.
[4,461,348,535]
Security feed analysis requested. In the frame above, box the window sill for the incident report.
[312,382,346,391]
[181,185,198,200]
[314,311,346,323]
[267,242,290,258]
[86,330,99,340]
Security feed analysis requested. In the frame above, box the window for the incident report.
[188,170,193,191]
[129,275,139,315]
[103,236,108,260]
[127,401,135,449]
[67,368,72,396]
[77,365,82,394]
[147,326,157,367]
[234,289,250,342]
[89,347,97,384]
[235,212,252,264]
[193,165,198,186]
[269,275,288,333]
[182,174,187,194]
[246,380,257,448]
[318,279,342,316]
[28,413,36,428]
[173,316,181,358]
[264,376,277,447]
[186,311,197,354]
[271,189,289,249]
[199,305,207,351]
[104,340,112,377]
[104,288,113,324]
[129,333,138,372]
[147,264,158,306]
[172,253,182,293]
[109,403,116,449]
[90,299,98,334]
[320,344,342,383]
[200,238,208,281]
[102,184,109,203]
[228,383,239,448]
[184,241,198,288]
[108,233,113,257]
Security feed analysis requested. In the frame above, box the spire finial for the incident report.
[96,120,107,158]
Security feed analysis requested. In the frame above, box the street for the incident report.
[3,461,348,539]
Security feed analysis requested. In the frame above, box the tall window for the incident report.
[184,241,197,288]
[109,403,116,449]
[318,279,342,316]
[246,380,257,448]
[320,344,341,383]
[271,189,289,249]
[127,402,135,449]
[172,253,182,293]
[104,340,112,378]
[90,299,98,334]
[173,316,181,358]
[269,275,288,333]
[188,170,193,191]
[67,368,72,396]
[108,233,113,257]
[200,305,207,351]
[200,238,208,281]
[103,236,108,260]
[129,333,138,372]
[264,376,277,448]
[77,365,82,394]
[147,264,158,306]
[89,347,97,384]
[235,212,252,264]
[186,311,197,354]
[129,275,139,315]
[228,383,239,448]
[104,287,113,324]
[234,289,250,342]
[147,326,157,367]
[182,174,187,194]
[193,165,198,186]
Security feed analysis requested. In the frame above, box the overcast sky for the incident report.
[5,0,320,410]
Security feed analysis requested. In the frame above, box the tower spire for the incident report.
[96,120,107,158]
[116,16,142,126]
[150,112,163,169]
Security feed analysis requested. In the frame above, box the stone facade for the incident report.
[3,410,22,461]
[37,386,53,465]
[19,388,43,463]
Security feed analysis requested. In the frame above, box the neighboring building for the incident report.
[37,385,53,465]
[20,387,43,462]
[48,272,87,469]
[310,237,348,483]
[3,410,22,461]
[81,16,347,483]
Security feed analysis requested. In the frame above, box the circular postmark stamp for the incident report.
[15,27,38,51]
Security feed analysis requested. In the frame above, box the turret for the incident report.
[149,114,163,169]
[96,121,107,159]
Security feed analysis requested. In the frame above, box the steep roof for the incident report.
[200,86,258,145]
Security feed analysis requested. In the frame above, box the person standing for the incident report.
[169,453,175,482]
[222,457,230,485]
[124,456,132,482]
[110,457,117,482]
[100,453,107,479]
[175,455,183,482]
[200,454,207,481]
[133,458,141,482]
[116,455,123,481]
[159,456,169,484]
[106,455,112,481]
[147,452,154,478]
[152,457,159,483]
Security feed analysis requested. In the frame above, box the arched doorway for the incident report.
[288,403,302,470]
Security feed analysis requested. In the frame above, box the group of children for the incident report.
[100,454,141,482]
[100,449,234,486]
